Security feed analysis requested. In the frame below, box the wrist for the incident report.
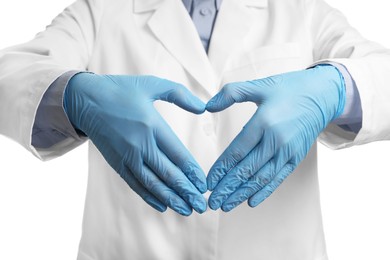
[63,72,96,132]
[313,64,346,120]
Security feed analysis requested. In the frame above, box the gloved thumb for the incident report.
[206,82,252,112]
[156,81,206,114]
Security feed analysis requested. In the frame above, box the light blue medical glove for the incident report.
[64,73,207,216]
[206,65,346,212]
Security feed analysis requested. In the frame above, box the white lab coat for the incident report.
[1,0,390,259]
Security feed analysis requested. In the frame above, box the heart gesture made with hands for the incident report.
[64,65,345,216]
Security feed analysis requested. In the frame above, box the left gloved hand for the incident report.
[206,65,346,212]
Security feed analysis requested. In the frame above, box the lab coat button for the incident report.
[200,8,212,16]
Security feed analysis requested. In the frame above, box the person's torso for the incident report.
[79,0,327,259]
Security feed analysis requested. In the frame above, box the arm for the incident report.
[32,71,83,149]
[0,0,104,160]
[0,0,208,215]
[308,0,390,148]
[206,0,390,211]
[318,62,362,133]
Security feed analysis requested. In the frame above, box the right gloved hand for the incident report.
[63,73,207,216]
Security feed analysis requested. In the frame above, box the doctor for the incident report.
[1,0,390,259]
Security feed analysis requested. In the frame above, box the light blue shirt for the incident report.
[32,0,362,148]
[182,0,222,51]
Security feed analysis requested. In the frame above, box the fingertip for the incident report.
[222,199,244,212]
[188,97,206,114]
[180,208,193,217]
[208,190,227,211]
[185,166,207,193]
[148,200,167,213]
[206,177,215,191]
[206,169,222,191]
[193,107,206,115]
[194,197,207,214]
[248,196,263,208]
[157,205,168,213]
[197,171,208,193]
[199,182,208,194]
[207,82,246,113]
[162,83,206,114]
[221,204,233,212]
[180,99,205,114]
[208,197,220,211]
[205,98,221,113]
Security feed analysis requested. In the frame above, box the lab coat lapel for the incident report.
[208,0,269,81]
[134,0,217,95]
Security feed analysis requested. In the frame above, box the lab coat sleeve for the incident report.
[307,0,390,149]
[0,0,104,160]
[323,62,362,128]
[32,71,83,149]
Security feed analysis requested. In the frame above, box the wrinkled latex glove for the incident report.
[64,73,207,216]
[206,65,346,212]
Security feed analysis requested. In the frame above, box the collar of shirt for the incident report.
[182,0,223,13]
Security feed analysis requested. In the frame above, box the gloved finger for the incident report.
[156,119,207,194]
[120,169,167,213]
[248,163,295,208]
[220,143,294,212]
[208,135,275,210]
[207,110,264,191]
[154,80,205,114]
[126,153,193,216]
[220,156,287,212]
[206,82,259,113]
[141,164,193,216]
[209,106,305,209]
[144,142,207,214]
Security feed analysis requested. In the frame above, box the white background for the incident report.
[0,0,389,259]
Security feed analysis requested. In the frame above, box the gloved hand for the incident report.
[64,73,207,216]
[206,65,346,212]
